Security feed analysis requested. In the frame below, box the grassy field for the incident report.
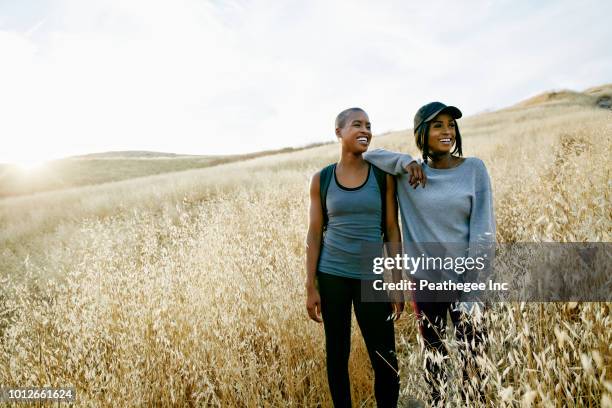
[0,86,611,406]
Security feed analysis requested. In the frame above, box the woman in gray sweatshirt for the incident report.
[363,101,495,405]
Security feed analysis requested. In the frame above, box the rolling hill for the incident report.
[0,142,328,198]
[0,83,609,199]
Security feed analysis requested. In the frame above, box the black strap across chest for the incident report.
[319,162,387,239]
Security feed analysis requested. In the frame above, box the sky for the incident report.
[0,0,611,165]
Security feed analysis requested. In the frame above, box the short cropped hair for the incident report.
[335,107,366,129]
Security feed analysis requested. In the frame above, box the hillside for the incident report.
[70,151,208,159]
[513,83,612,109]
[2,83,609,199]
[1,82,609,260]
[0,142,329,198]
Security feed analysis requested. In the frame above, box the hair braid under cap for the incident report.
[414,124,429,165]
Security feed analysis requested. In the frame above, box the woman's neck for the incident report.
[338,151,367,169]
[428,152,458,169]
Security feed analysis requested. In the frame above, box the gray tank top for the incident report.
[317,164,383,279]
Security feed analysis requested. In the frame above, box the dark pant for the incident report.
[412,301,487,405]
[317,272,400,408]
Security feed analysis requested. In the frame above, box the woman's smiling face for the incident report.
[337,110,372,153]
[427,112,456,155]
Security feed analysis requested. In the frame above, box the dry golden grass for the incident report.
[0,91,611,406]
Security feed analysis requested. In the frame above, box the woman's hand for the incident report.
[405,161,426,188]
[306,285,323,323]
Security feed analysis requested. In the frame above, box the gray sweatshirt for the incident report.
[363,149,496,259]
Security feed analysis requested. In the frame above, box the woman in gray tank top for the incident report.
[304,107,421,408]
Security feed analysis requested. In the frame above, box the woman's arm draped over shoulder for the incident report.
[305,172,323,322]
[363,148,415,176]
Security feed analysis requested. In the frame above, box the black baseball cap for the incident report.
[413,102,462,133]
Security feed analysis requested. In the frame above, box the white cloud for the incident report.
[0,0,610,163]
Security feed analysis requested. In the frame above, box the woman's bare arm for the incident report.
[305,172,323,322]
[384,174,404,319]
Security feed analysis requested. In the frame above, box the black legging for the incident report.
[317,272,400,408]
[412,300,487,405]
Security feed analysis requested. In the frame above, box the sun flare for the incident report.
[12,158,48,171]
